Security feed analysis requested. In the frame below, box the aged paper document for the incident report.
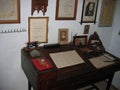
[99,0,116,26]
[50,50,84,68]
[0,0,17,20]
[89,55,115,69]
[29,17,48,43]
[58,0,75,18]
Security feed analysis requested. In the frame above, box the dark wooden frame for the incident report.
[73,35,87,47]
[80,0,99,24]
[0,0,20,24]
[55,0,78,20]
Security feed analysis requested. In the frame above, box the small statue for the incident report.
[88,31,105,53]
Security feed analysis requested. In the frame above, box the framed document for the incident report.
[99,0,116,27]
[58,28,68,44]
[55,0,78,20]
[73,35,87,47]
[28,17,48,43]
[80,0,99,24]
[0,0,20,24]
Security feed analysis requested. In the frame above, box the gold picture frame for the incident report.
[28,17,48,43]
[80,0,99,24]
[99,0,116,27]
[58,28,68,45]
[55,0,78,20]
[73,35,87,47]
[0,0,20,24]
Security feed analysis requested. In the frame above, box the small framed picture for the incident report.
[73,35,87,47]
[80,0,99,24]
[84,25,90,34]
[58,28,68,45]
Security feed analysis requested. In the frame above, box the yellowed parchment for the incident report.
[29,18,48,42]
[50,50,84,68]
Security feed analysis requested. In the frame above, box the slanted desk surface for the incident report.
[21,45,120,90]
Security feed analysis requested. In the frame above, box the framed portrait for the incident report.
[84,25,90,34]
[80,0,99,24]
[28,17,48,43]
[58,28,68,44]
[73,35,87,47]
[99,0,116,27]
[0,0,20,24]
[55,0,78,20]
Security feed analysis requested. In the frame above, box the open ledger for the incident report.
[89,54,115,69]
[50,50,84,68]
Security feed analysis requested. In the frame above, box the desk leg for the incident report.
[28,81,31,90]
[106,74,114,90]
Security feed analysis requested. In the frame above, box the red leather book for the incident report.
[32,58,52,70]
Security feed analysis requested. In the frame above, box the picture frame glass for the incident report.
[0,0,20,24]
[73,36,87,47]
[28,17,48,43]
[56,0,78,20]
[58,28,68,44]
[84,25,90,34]
[81,0,98,23]
[98,0,116,27]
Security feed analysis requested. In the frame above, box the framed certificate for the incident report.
[0,0,20,24]
[55,0,78,20]
[99,0,116,27]
[28,17,48,43]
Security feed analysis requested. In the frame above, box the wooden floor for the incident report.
[77,81,118,90]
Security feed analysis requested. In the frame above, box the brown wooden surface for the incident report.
[32,0,48,15]
[21,45,120,90]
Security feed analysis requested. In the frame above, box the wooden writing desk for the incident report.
[21,45,120,90]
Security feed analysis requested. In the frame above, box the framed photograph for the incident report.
[28,17,48,43]
[80,0,99,24]
[84,25,90,34]
[99,0,116,27]
[0,0,20,24]
[55,0,78,20]
[73,35,87,47]
[58,28,68,44]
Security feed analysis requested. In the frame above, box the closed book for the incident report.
[32,58,52,70]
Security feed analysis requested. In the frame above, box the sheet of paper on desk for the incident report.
[50,50,84,68]
[89,55,115,69]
